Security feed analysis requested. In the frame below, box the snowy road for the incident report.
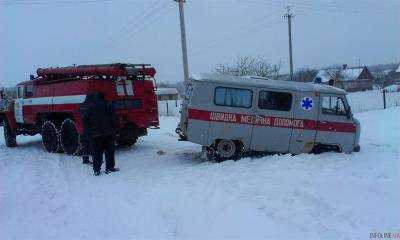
[1,108,399,239]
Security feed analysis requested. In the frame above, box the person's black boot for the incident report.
[105,168,119,174]
[83,156,92,165]
[93,171,101,176]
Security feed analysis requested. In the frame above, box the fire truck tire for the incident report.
[60,119,81,155]
[116,136,138,147]
[116,126,138,147]
[41,121,61,153]
[117,137,137,147]
[215,139,240,162]
[4,120,17,148]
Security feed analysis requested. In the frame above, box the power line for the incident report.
[191,18,284,57]
[0,0,151,5]
[235,0,399,15]
[124,6,174,42]
[105,4,174,52]
[191,10,283,57]
[86,1,170,58]
[101,1,166,48]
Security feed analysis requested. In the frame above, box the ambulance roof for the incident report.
[190,74,347,95]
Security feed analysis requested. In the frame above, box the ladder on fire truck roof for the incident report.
[36,63,156,80]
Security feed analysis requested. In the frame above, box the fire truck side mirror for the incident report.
[30,75,35,80]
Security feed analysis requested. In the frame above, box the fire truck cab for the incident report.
[1,63,159,155]
[177,74,361,161]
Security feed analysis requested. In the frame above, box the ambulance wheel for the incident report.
[42,121,61,153]
[215,139,240,162]
[60,119,81,155]
[4,120,17,148]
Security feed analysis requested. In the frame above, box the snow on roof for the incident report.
[396,64,400,73]
[156,88,178,95]
[190,73,346,94]
[342,67,364,81]
[314,67,364,82]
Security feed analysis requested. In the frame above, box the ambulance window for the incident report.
[214,87,252,108]
[321,96,346,116]
[258,91,292,111]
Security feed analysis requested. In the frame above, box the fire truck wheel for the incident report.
[4,120,17,148]
[215,139,239,162]
[116,126,138,147]
[60,119,81,155]
[116,136,138,147]
[41,121,61,153]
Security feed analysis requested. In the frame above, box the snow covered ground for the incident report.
[0,108,399,239]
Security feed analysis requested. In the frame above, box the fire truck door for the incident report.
[14,86,24,123]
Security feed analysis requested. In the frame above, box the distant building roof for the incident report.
[396,64,400,73]
[314,67,365,82]
[156,88,178,95]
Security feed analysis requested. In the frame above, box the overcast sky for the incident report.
[0,0,399,87]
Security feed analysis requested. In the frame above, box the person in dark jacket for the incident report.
[80,93,96,165]
[82,92,119,175]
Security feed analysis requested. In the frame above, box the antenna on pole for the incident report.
[284,6,294,81]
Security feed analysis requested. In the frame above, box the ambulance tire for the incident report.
[4,120,17,148]
[215,139,241,162]
[311,144,341,154]
[42,121,61,153]
[60,119,81,155]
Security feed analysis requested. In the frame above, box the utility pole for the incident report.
[174,0,189,83]
[284,6,294,81]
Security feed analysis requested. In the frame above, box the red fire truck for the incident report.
[0,63,159,154]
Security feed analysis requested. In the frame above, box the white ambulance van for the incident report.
[176,74,361,161]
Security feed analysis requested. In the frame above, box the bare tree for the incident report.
[369,63,399,87]
[293,68,318,82]
[2,87,16,99]
[214,56,281,79]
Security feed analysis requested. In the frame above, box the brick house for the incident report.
[313,65,373,92]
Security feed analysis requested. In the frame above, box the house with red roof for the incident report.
[313,64,373,92]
